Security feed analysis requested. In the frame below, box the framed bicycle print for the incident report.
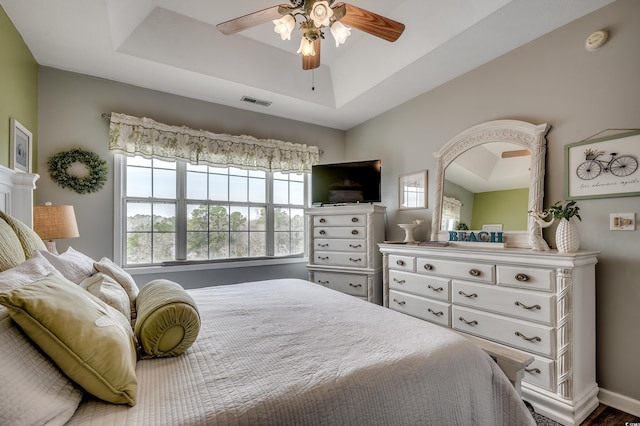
[565,130,640,200]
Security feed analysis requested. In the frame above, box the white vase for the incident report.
[556,218,580,253]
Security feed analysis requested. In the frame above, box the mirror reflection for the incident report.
[441,142,531,231]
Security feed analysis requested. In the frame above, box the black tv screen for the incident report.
[311,160,381,205]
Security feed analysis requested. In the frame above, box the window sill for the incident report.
[124,256,309,276]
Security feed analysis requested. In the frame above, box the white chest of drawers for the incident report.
[379,243,598,426]
[306,205,386,304]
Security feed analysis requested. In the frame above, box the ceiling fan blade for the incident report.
[502,149,531,158]
[302,39,321,70]
[217,5,287,35]
[335,3,405,42]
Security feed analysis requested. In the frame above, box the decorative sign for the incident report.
[448,231,504,243]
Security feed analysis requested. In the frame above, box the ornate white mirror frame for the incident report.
[430,120,550,248]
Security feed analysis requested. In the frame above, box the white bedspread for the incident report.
[67,279,535,425]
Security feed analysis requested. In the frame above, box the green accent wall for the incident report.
[470,188,528,231]
[0,5,38,169]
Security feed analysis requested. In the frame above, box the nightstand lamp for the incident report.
[33,202,79,254]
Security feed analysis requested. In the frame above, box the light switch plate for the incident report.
[610,213,635,231]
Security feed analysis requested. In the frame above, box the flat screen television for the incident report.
[311,160,381,205]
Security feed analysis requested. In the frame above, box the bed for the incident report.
[0,165,535,425]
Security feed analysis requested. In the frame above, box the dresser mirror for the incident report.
[430,120,550,248]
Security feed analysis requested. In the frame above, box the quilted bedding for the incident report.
[67,279,534,425]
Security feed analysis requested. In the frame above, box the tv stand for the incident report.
[306,204,386,304]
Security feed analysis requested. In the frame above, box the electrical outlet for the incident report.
[610,213,635,231]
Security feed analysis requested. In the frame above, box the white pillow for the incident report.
[94,257,140,321]
[80,272,130,319]
[40,247,97,284]
[0,250,59,292]
[0,314,83,426]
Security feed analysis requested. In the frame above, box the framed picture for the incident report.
[565,130,640,199]
[399,170,427,209]
[9,118,32,173]
[482,224,503,232]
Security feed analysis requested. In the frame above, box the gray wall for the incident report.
[37,68,346,287]
[345,0,639,407]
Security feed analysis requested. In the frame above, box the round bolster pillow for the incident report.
[134,279,200,358]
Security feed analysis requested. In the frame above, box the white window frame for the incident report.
[113,155,309,270]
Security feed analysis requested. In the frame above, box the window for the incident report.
[117,155,307,266]
[441,196,463,230]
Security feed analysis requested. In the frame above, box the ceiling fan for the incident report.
[501,149,531,158]
[217,0,405,70]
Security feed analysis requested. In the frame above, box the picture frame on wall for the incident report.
[398,170,428,210]
[9,118,32,173]
[565,130,640,200]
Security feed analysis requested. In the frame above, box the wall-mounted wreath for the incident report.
[48,148,108,194]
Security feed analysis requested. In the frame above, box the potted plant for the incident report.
[545,200,581,252]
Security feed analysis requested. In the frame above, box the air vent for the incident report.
[241,96,272,107]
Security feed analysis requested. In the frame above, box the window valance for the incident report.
[108,112,320,173]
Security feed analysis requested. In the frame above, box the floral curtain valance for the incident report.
[108,112,320,173]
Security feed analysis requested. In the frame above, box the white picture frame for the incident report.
[398,170,428,210]
[10,118,32,173]
[482,224,503,232]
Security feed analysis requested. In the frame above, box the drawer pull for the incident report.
[349,244,362,248]
[351,229,359,235]
[393,298,406,306]
[428,285,443,292]
[396,259,405,266]
[318,256,329,261]
[348,283,362,288]
[393,278,406,284]
[525,367,541,374]
[423,264,433,271]
[515,301,541,310]
[458,291,478,299]
[468,269,481,277]
[351,217,359,223]
[317,243,329,248]
[515,331,541,342]
[318,280,329,285]
[428,308,444,317]
[319,218,326,223]
[319,230,326,235]
[515,273,529,282]
[349,258,362,263]
[458,316,478,326]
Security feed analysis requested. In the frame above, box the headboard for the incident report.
[0,164,39,227]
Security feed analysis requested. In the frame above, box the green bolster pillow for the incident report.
[134,279,200,358]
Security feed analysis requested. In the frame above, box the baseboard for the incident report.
[598,388,640,417]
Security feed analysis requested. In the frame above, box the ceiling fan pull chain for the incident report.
[312,69,315,91]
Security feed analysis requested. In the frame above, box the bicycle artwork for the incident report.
[576,149,638,180]
[566,130,640,200]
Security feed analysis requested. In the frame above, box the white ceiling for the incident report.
[2,0,614,130]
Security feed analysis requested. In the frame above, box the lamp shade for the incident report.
[33,203,80,241]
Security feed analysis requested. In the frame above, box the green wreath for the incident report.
[48,148,108,194]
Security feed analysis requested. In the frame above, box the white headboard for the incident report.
[0,164,39,227]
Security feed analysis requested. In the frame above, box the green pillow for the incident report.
[0,218,26,272]
[0,211,47,257]
[135,279,200,358]
[0,273,138,406]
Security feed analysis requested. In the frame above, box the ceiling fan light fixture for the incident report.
[309,1,333,27]
[330,21,351,47]
[273,15,296,40]
[297,36,316,56]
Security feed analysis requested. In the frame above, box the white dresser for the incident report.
[306,205,386,304]
[379,243,598,426]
